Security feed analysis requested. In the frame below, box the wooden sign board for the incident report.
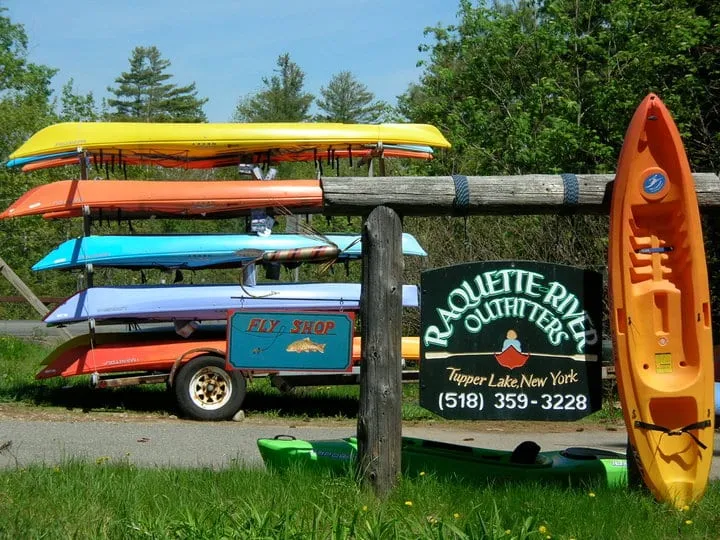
[227,311,354,371]
[420,261,603,421]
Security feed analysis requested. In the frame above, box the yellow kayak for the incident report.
[9,122,451,160]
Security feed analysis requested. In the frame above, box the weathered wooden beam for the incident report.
[0,256,72,339]
[357,206,403,497]
[321,173,720,216]
[0,257,50,317]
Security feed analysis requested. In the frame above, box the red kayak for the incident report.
[37,331,421,380]
[20,147,433,172]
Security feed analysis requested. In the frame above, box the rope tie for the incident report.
[561,173,579,205]
[452,174,470,215]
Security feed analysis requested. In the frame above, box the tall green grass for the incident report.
[0,460,718,539]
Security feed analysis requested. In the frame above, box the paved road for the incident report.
[0,320,168,343]
[1,418,718,479]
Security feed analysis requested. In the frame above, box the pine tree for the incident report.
[59,78,98,122]
[106,46,207,122]
[233,53,313,122]
[316,71,389,123]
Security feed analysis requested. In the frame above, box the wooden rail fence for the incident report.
[351,172,720,496]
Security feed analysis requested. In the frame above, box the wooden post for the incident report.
[357,205,403,496]
[79,154,94,289]
[285,213,301,282]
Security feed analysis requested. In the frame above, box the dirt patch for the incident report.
[0,402,626,433]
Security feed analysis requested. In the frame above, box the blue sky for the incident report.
[4,1,459,122]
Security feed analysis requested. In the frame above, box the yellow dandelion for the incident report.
[419,471,426,476]
[362,505,368,512]
[405,501,413,507]
[453,513,460,519]
[588,492,596,498]
[505,530,511,536]
[539,525,548,534]
[682,505,690,512]
[685,520,693,525]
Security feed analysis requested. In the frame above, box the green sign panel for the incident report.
[420,261,603,421]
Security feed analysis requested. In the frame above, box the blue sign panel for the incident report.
[227,311,354,371]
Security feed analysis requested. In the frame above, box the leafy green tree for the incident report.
[402,0,719,175]
[59,78,98,121]
[398,0,720,335]
[233,53,313,122]
[0,8,78,318]
[106,46,207,122]
[316,71,389,123]
[0,8,57,158]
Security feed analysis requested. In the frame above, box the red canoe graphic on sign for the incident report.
[494,346,531,369]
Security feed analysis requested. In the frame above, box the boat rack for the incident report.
[89,367,420,391]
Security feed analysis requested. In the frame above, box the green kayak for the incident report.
[257,435,628,488]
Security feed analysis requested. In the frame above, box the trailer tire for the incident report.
[174,355,246,421]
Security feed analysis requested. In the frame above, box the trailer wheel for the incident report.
[174,355,246,421]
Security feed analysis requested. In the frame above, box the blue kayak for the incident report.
[43,282,420,325]
[5,150,81,168]
[33,233,427,271]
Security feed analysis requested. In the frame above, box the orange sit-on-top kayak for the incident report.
[608,93,714,507]
[0,179,323,220]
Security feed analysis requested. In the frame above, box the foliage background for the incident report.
[1,0,719,340]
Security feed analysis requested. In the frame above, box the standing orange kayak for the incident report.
[608,93,714,507]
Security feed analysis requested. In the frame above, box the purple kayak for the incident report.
[44,282,420,325]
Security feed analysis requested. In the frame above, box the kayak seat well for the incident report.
[561,447,625,460]
[510,441,541,464]
[405,438,550,466]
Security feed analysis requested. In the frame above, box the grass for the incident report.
[1,336,719,538]
[0,459,719,539]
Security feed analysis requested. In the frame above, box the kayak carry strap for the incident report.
[634,420,712,450]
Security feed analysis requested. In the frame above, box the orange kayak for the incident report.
[20,147,433,172]
[608,94,714,507]
[38,330,420,379]
[0,179,323,220]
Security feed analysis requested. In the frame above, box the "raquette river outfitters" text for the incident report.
[423,268,597,352]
